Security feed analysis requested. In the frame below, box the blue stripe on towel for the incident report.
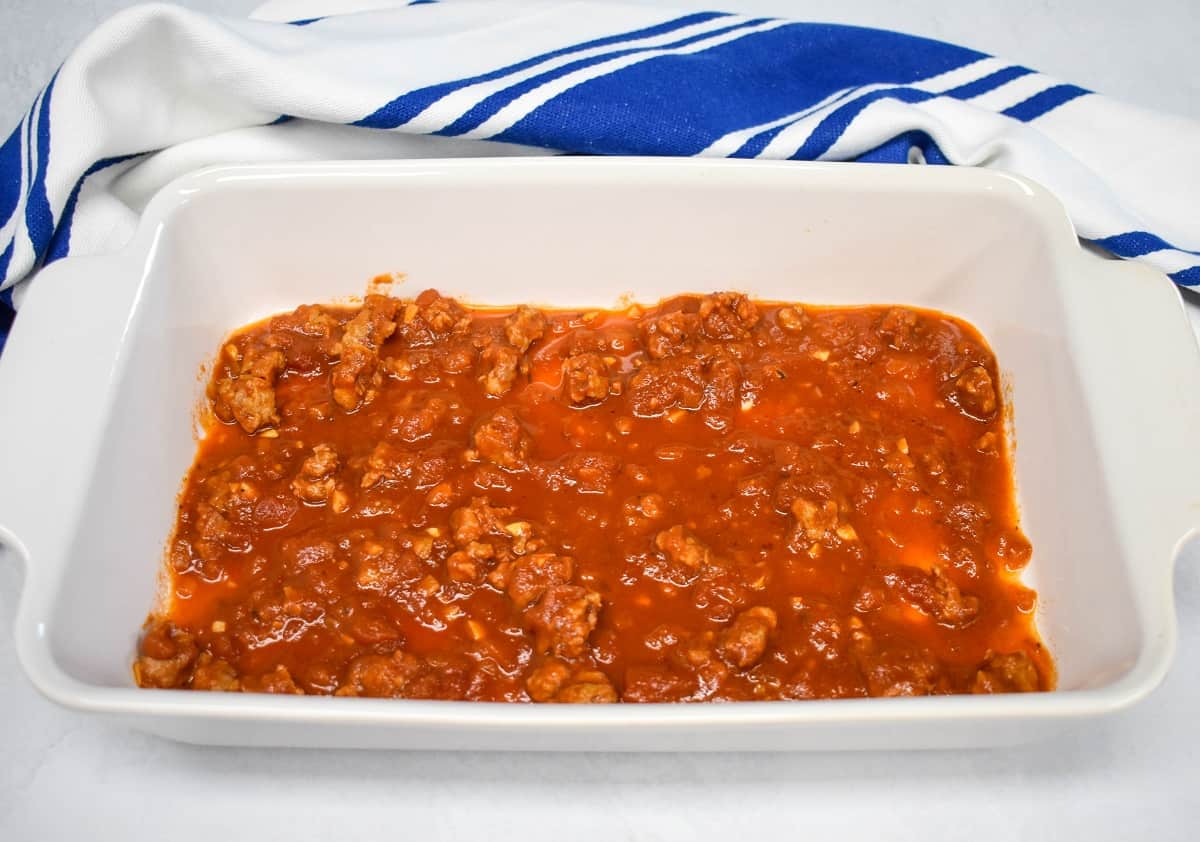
[0,286,13,347]
[1002,83,1089,122]
[0,126,22,233]
[1094,230,1200,258]
[353,12,729,129]
[789,85,935,160]
[45,154,140,263]
[943,65,1033,100]
[493,24,982,155]
[0,241,12,290]
[1168,266,1200,286]
[24,73,58,264]
[729,88,863,158]
[436,17,772,137]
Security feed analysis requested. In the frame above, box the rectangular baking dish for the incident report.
[1,157,1197,751]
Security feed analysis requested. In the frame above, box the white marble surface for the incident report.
[1,1,1198,839]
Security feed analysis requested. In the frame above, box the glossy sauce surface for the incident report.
[135,290,1052,701]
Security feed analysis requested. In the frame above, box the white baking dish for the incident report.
[0,158,1197,751]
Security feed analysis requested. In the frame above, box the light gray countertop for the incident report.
[1,1,1198,839]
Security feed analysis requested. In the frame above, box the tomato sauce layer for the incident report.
[134,290,1052,702]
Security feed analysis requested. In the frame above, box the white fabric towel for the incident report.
[2,0,1198,347]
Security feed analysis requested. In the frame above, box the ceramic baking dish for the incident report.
[1,158,1197,751]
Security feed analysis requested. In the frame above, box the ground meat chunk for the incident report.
[420,294,465,334]
[526,659,617,703]
[952,365,997,419]
[790,497,839,542]
[389,393,454,442]
[972,651,1041,693]
[267,304,343,370]
[496,552,575,610]
[878,566,980,627]
[525,584,602,657]
[381,348,436,383]
[562,352,613,405]
[646,525,720,586]
[654,525,712,570]
[336,652,423,697]
[641,309,700,359]
[850,619,944,697]
[332,294,398,411]
[480,344,522,396]
[525,659,571,701]
[702,354,741,414]
[446,539,496,583]
[205,475,260,525]
[448,497,512,546]
[280,534,338,571]
[134,622,199,688]
[360,446,401,490]
[504,305,546,352]
[555,671,618,703]
[795,607,852,663]
[353,538,425,593]
[471,407,530,470]
[388,290,471,348]
[253,664,305,694]
[622,493,667,529]
[291,444,347,511]
[271,304,341,342]
[213,346,286,434]
[717,606,778,668]
[860,649,943,697]
[699,292,760,340]
[436,337,478,375]
[917,433,972,495]
[239,346,286,385]
[404,289,470,337]
[360,440,452,490]
[564,452,619,493]
[191,652,241,691]
[627,356,705,416]
[775,305,808,333]
[252,493,300,530]
[192,502,249,559]
[674,634,735,695]
[877,307,923,351]
[398,654,475,700]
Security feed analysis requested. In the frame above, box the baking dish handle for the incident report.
[1066,256,1200,573]
[0,253,144,571]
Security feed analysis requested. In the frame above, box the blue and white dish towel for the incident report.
[3,0,1199,349]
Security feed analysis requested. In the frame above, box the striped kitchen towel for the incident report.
[2,0,1199,349]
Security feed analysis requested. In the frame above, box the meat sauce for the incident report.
[134,289,1053,702]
